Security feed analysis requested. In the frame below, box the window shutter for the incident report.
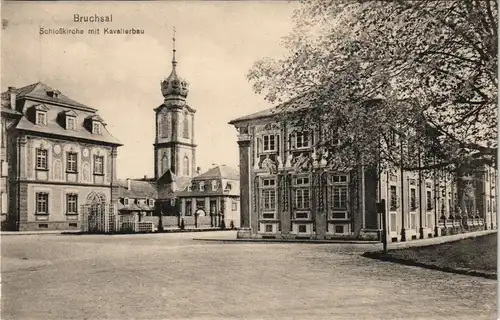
[257,137,262,153]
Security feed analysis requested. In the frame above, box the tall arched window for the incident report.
[183,114,189,139]
[161,154,168,175]
[183,156,189,176]
[160,113,169,138]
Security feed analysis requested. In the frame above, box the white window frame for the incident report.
[211,180,218,191]
[66,116,76,130]
[261,177,276,219]
[262,134,276,152]
[36,149,48,170]
[295,131,310,149]
[66,194,78,214]
[410,188,417,211]
[92,121,102,135]
[199,182,205,192]
[124,198,129,206]
[36,111,47,125]
[36,192,49,214]
[67,152,78,173]
[93,155,104,175]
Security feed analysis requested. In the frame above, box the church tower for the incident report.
[154,29,196,180]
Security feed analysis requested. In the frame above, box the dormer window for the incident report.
[36,111,47,125]
[124,198,129,206]
[187,185,192,192]
[211,180,218,191]
[199,182,205,192]
[46,90,61,98]
[66,117,76,130]
[148,199,155,207]
[93,122,102,135]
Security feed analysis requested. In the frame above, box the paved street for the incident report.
[1,231,496,320]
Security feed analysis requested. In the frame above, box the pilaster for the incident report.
[236,132,252,237]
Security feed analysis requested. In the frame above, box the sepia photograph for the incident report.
[0,1,498,319]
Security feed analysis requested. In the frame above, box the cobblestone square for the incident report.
[1,232,497,320]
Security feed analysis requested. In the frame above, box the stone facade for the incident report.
[229,108,497,242]
[1,83,122,231]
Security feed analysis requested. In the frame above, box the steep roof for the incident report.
[6,82,97,111]
[193,164,239,181]
[117,179,157,199]
[3,82,122,146]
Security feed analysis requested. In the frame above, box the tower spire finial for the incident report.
[172,26,177,68]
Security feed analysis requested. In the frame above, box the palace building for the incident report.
[229,102,497,241]
[0,82,122,231]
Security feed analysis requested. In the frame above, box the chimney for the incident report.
[196,167,201,176]
[126,178,131,190]
[8,87,16,109]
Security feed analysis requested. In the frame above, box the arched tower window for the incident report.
[183,114,189,139]
[161,153,168,176]
[160,113,169,138]
[183,156,189,176]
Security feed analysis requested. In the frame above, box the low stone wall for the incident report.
[387,229,497,250]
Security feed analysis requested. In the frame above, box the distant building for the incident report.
[229,100,497,241]
[0,82,122,231]
[117,177,157,220]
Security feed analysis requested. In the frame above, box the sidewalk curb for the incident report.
[362,251,497,280]
[193,238,381,244]
[0,229,235,236]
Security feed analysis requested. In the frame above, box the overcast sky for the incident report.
[1,1,298,179]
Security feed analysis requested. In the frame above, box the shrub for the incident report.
[220,220,226,230]
[229,220,234,230]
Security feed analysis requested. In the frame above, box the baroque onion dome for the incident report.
[161,28,189,99]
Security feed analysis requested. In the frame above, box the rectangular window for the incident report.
[295,188,310,209]
[262,189,276,210]
[93,122,102,135]
[332,186,348,209]
[335,225,345,234]
[185,200,192,216]
[426,190,432,210]
[298,225,307,233]
[333,174,348,183]
[296,131,309,148]
[36,149,48,170]
[66,194,78,214]
[67,117,76,130]
[199,183,205,192]
[94,155,104,174]
[390,186,397,211]
[232,200,237,211]
[196,199,204,209]
[410,188,417,211]
[36,193,49,214]
[67,152,78,172]
[36,112,47,125]
[263,134,276,152]
[295,177,309,185]
[265,224,273,233]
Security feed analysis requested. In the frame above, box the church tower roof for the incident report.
[161,27,189,99]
